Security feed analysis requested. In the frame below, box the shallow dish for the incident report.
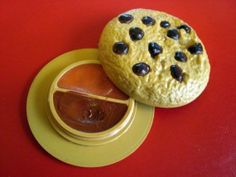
[26,48,154,167]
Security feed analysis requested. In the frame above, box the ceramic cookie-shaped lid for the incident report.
[98,8,210,107]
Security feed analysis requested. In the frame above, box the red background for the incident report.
[1,0,236,177]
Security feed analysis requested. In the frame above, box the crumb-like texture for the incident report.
[98,9,210,107]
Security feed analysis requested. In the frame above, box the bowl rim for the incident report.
[48,60,136,144]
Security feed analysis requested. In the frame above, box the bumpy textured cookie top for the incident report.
[98,9,210,107]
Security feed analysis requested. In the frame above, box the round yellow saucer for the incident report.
[26,48,154,167]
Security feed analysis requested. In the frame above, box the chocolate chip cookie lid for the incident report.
[98,8,211,108]
[26,49,154,167]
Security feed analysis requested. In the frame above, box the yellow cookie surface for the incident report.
[98,9,210,107]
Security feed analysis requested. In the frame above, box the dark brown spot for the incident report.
[175,51,187,62]
[132,62,150,76]
[148,42,163,58]
[118,14,133,24]
[188,43,203,54]
[142,16,156,26]
[170,65,184,82]
[167,29,180,40]
[129,27,144,41]
[113,42,129,55]
[177,24,191,33]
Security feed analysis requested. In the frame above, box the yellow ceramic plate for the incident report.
[26,49,154,167]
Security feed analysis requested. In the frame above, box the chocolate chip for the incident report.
[142,16,156,26]
[118,14,134,24]
[160,21,170,28]
[188,43,203,54]
[167,29,180,40]
[170,65,184,82]
[175,51,187,62]
[132,62,150,76]
[177,24,191,33]
[129,27,144,41]
[148,42,163,58]
[113,42,129,55]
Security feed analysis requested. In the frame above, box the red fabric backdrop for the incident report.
[1,0,236,176]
